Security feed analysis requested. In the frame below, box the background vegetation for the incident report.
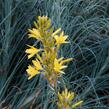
[0,0,109,108]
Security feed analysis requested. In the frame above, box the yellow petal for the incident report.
[25,45,42,59]
[37,54,43,63]
[32,59,43,70]
[58,92,63,102]
[52,28,61,37]
[64,88,68,96]
[72,100,83,108]
[54,34,69,45]
[60,65,67,69]
[60,58,73,64]
[26,65,40,80]
[58,57,64,62]
[59,71,65,74]
[28,28,41,40]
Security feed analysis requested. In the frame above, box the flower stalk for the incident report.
[26,16,83,109]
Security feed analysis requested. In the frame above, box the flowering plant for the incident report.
[26,16,83,109]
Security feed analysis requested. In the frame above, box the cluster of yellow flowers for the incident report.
[25,16,83,109]
[58,88,83,109]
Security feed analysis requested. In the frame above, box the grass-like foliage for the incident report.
[0,0,109,108]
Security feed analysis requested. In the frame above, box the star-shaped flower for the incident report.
[25,45,42,59]
[28,28,42,41]
[53,31,69,45]
[57,88,83,109]
[54,57,72,75]
[26,65,40,80]
[26,60,43,80]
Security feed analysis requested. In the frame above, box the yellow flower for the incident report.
[57,88,83,109]
[58,88,75,102]
[26,59,43,80]
[54,58,67,74]
[26,65,40,80]
[57,88,74,109]
[32,59,43,71]
[54,57,73,74]
[25,45,42,59]
[37,16,51,30]
[28,28,42,41]
[53,31,69,45]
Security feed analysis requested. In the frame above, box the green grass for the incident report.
[0,0,109,108]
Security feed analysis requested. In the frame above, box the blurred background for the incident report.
[0,0,109,108]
